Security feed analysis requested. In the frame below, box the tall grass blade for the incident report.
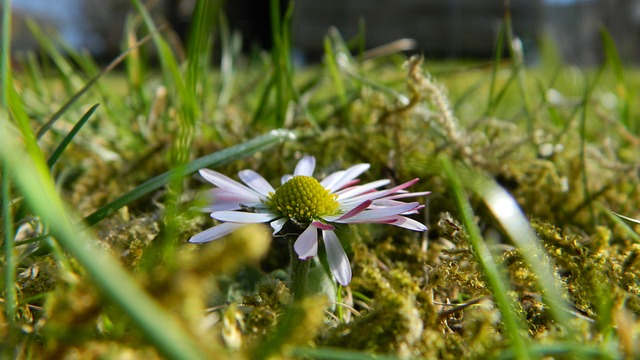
[600,27,634,132]
[2,164,17,327]
[439,156,530,360]
[47,104,100,168]
[1,0,11,108]
[486,21,506,116]
[324,30,348,107]
[186,0,220,97]
[1,0,15,329]
[449,162,574,330]
[25,19,84,90]
[268,0,298,127]
[217,14,240,109]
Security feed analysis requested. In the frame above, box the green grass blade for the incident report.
[25,19,84,90]
[36,33,154,139]
[216,13,240,109]
[451,163,574,329]
[600,27,624,86]
[1,0,11,108]
[439,155,530,360]
[486,21,505,116]
[600,27,633,132]
[186,0,220,96]
[2,163,17,327]
[290,347,402,360]
[47,104,99,168]
[83,129,298,226]
[607,210,640,243]
[579,83,597,225]
[497,341,620,360]
[251,70,276,125]
[324,32,348,107]
[1,114,209,360]
[267,0,298,127]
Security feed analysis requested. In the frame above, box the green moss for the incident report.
[6,28,640,358]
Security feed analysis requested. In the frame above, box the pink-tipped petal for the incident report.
[211,211,278,223]
[334,179,361,191]
[332,199,373,221]
[238,170,275,196]
[378,191,431,201]
[199,169,261,199]
[322,230,352,286]
[189,222,247,243]
[337,202,420,223]
[294,225,318,259]
[294,156,316,176]
[311,221,335,231]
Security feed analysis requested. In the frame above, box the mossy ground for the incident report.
[2,19,640,359]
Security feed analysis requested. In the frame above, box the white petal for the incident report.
[336,202,420,223]
[323,163,370,192]
[211,211,278,223]
[189,223,247,243]
[339,178,420,205]
[294,224,318,259]
[387,216,428,231]
[281,174,293,185]
[322,230,352,286]
[203,188,263,211]
[379,191,431,200]
[238,170,275,196]
[294,156,316,176]
[336,179,390,200]
[270,218,287,235]
[199,169,261,199]
[320,170,344,188]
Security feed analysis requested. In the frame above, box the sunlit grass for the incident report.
[2,1,640,359]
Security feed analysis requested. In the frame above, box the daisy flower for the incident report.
[190,156,429,286]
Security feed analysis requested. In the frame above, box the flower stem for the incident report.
[288,236,310,301]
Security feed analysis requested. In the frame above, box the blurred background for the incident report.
[2,0,640,65]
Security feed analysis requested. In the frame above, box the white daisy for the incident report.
[190,156,429,286]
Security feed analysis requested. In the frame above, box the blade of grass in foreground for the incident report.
[290,347,402,360]
[83,129,298,226]
[0,116,208,360]
[2,164,17,327]
[447,161,574,331]
[440,155,530,360]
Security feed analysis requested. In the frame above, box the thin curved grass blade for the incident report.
[450,161,574,329]
[439,156,530,360]
[47,104,100,168]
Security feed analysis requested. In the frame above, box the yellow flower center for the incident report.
[267,176,339,223]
